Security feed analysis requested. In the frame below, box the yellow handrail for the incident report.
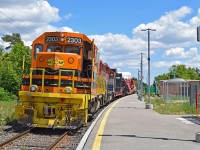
[58,69,75,93]
[30,68,33,85]
[72,70,75,88]
[30,68,45,92]
[30,68,75,93]
[58,69,62,92]
[41,69,45,92]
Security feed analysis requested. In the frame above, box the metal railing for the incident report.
[30,68,45,92]
[29,68,75,93]
[58,69,75,92]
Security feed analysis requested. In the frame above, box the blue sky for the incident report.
[1,0,200,84]
[49,0,199,34]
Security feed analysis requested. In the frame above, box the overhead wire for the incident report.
[0,10,38,39]
[0,22,16,34]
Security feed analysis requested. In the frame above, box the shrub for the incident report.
[0,87,18,101]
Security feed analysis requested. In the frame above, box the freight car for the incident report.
[15,32,133,129]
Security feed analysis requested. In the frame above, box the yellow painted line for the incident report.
[92,98,124,150]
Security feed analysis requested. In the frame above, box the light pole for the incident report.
[141,28,156,108]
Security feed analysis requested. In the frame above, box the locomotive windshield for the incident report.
[34,44,43,59]
[46,45,80,55]
[64,46,80,54]
[47,45,62,52]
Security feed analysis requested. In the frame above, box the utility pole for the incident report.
[141,28,156,108]
[139,53,144,100]
[137,69,140,90]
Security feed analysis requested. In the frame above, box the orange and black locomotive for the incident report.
[15,32,134,129]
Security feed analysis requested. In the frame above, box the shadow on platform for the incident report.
[99,134,196,142]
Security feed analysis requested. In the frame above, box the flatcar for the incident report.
[15,32,133,129]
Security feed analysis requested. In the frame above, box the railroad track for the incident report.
[0,129,32,149]
[47,131,69,150]
[0,127,80,150]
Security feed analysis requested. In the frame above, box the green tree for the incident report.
[0,60,20,95]
[154,64,200,84]
[0,46,3,56]
[154,73,169,81]
[1,33,23,50]
[190,68,200,80]
[132,77,137,81]
[9,43,31,76]
[0,33,31,95]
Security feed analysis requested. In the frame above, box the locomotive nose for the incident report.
[36,52,81,70]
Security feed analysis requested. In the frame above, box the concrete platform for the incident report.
[79,94,200,150]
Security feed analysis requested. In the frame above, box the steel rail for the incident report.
[0,129,32,149]
[46,131,69,150]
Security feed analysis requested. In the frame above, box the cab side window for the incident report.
[34,44,43,59]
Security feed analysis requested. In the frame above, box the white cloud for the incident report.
[64,13,72,20]
[90,33,146,52]
[186,54,200,68]
[164,47,197,58]
[153,60,182,68]
[0,0,72,46]
[189,8,200,26]
[133,6,197,48]
[0,0,60,26]
[89,33,147,66]
[112,59,142,70]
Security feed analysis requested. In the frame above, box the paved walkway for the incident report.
[83,94,200,150]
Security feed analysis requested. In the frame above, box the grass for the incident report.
[147,96,196,115]
[165,95,189,101]
[0,100,18,126]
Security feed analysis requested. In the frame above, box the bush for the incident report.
[0,87,18,101]
[150,93,156,97]
[0,100,18,126]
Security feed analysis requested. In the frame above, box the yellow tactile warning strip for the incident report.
[92,97,124,150]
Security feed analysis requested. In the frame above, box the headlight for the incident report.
[30,85,38,92]
[61,33,64,37]
[65,87,72,93]
[61,37,64,42]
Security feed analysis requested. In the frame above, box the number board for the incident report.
[67,37,82,44]
[45,36,59,42]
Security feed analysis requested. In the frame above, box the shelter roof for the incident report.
[164,78,188,83]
